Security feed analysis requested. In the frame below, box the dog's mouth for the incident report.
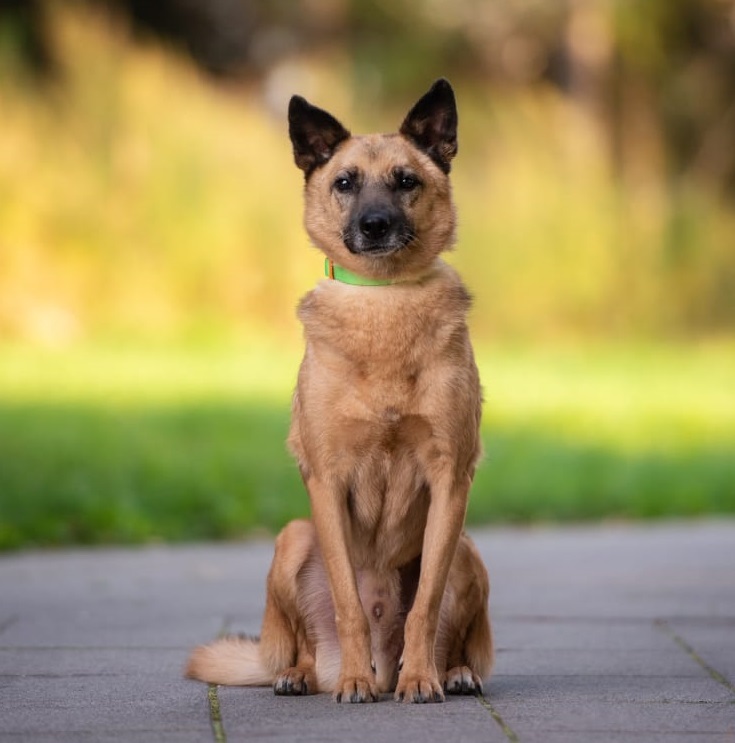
[342,211,415,256]
[342,233,413,256]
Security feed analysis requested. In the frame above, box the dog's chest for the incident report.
[350,450,432,567]
[301,337,446,566]
[292,269,478,566]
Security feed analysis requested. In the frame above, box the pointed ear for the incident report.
[399,79,458,174]
[288,95,350,177]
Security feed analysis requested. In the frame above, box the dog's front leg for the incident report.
[395,471,470,703]
[308,477,378,703]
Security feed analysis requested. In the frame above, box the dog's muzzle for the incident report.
[343,207,414,255]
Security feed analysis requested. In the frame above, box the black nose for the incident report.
[359,210,393,240]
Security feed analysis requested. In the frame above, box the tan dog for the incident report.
[186,79,493,703]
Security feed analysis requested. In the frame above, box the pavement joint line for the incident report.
[654,618,735,697]
[207,684,227,743]
[493,673,721,679]
[0,645,192,651]
[496,614,735,625]
[200,617,232,743]
[476,693,520,742]
[0,672,126,679]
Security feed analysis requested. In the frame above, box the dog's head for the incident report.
[288,79,458,281]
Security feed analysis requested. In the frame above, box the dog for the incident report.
[186,78,493,703]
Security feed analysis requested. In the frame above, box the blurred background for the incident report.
[0,0,733,550]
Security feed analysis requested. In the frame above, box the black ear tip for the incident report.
[288,95,307,115]
[430,78,453,93]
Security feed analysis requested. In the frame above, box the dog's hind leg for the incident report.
[185,518,319,690]
[263,519,320,695]
[456,599,493,694]
[438,534,493,696]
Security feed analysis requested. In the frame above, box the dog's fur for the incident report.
[186,79,493,703]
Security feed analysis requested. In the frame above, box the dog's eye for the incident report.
[397,174,420,191]
[334,176,354,193]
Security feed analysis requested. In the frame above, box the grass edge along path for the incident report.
[0,342,733,550]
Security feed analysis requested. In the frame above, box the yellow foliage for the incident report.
[1,4,732,345]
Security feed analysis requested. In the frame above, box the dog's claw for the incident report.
[394,671,444,704]
[444,666,482,696]
[332,675,379,704]
[274,667,313,696]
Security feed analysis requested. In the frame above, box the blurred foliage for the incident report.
[0,0,734,344]
[1,2,734,543]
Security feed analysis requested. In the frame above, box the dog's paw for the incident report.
[332,675,379,703]
[273,667,315,696]
[394,671,444,704]
[443,665,482,696]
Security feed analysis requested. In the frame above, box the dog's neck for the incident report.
[324,258,418,287]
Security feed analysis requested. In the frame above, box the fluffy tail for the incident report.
[185,635,273,686]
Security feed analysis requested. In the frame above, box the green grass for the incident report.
[1,342,734,550]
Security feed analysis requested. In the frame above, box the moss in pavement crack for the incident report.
[655,619,735,697]
[476,693,520,742]
[207,684,226,743]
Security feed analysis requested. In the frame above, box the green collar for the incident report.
[324,258,396,286]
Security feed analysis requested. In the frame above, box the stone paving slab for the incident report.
[2,674,208,736]
[0,647,186,676]
[665,619,735,689]
[218,687,506,742]
[522,735,732,743]
[496,699,735,736]
[492,674,734,704]
[493,617,676,651]
[0,732,212,743]
[1,521,734,742]
[494,645,709,677]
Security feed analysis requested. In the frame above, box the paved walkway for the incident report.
[1,522,734,742]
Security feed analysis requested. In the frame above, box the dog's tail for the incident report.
[185,635,273,686]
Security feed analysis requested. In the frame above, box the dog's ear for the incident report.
[399,78,458,174]
[288,96,350,177]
